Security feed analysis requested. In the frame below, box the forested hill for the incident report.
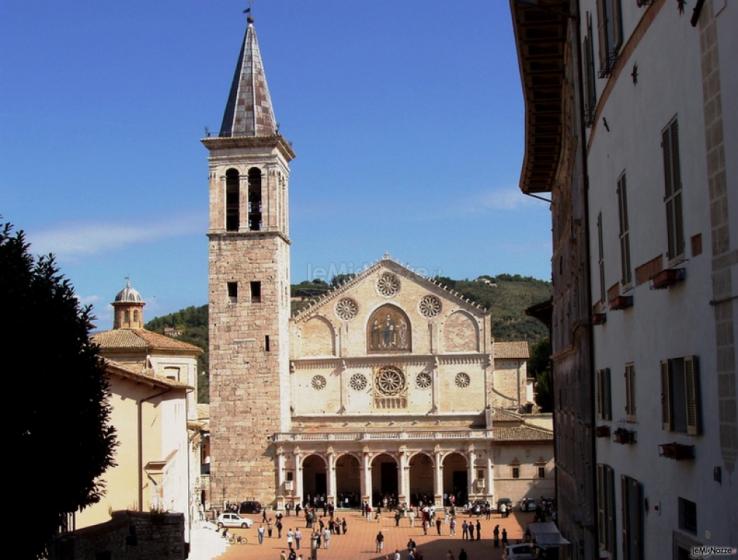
[145,274,551,402]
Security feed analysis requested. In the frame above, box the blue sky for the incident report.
[0,0,552,327]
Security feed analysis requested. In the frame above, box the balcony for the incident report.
[658,442,695,460]
[595,425,611,438]
[592,313,607,326]
[612,428,636,445]
[273,429,493,443]
[650,268,686,289]
[609,295,633,310]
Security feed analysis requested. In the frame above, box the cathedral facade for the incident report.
[205,16,553,510]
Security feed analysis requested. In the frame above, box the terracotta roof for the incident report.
[494,341,530,359]
[494,424,553,442]
[93,328,202,354]
[105,359,191,390]
[491,408,524,422]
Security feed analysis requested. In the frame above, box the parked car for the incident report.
[495,497,513,512]
[519,497,538,512]
[217,513,253,529]
[238,500,262,514]
[502,543,536,560]
[465,499,490,515]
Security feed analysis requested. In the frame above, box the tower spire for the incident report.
[219,13,277,138]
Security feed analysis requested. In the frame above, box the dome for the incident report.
[114,279,143,303]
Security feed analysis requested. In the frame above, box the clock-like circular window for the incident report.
[349,373,368,391]
[376,366,406,396]
[377,272,400,297]
[311,375,327,391]
[455,372,471,388]
[336,298,358,321]
[416,372,432,389]
[419,295,442,318]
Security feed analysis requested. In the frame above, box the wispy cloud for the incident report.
[29,213,205,259]
[460,187,536,213]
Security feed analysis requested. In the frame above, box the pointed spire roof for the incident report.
[219,17,277,138]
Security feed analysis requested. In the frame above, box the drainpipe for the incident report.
[138,387,171,511]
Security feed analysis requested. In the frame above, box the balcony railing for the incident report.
[273,429,493,443]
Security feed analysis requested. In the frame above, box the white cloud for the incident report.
[465,187,536,212]
[28,213,204,259]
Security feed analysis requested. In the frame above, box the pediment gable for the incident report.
[291,257,488,325]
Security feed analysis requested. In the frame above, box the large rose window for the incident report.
[375,366,406,396]
[377,272,400,297]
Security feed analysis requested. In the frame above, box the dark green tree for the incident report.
[330,273,357,288]
[1,223,117,559]
[529,338,553,412]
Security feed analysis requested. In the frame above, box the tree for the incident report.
[529,338,553,412]
[1,222,117,559]
[330,273,356,288]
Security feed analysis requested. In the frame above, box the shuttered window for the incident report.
[597,368,612,421]
[583,13,597,125]
[625,363,636,420]
[662,118,685,259]
[597,212,606,303]
[596,0,623,76]
[597,464,616,555]
[621,476,644,560]
[617,173,632,285]
[661,356,701,434]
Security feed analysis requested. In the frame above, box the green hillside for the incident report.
[146,274,551,403]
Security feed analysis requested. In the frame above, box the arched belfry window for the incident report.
[367,304,411,353]
[248,168,262,231]
[225,168,240,231]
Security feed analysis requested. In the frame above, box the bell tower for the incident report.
[203,14,294,506]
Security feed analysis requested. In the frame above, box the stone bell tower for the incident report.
[203,14,294,506]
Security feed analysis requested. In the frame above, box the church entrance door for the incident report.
[443,452,468,507]
[409,453,434,506]
[302,454,327,506]
[336,454,361,508]
[371,453,398,507]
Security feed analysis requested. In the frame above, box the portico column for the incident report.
[276,448,286,509]
[327,449,337,506]
[431,357,439,413]
[467,446,476,501]
[398,449,409,505]
[486,455,495,502]
[434,450,443,507]
[361,451,372,505]
[294,450,303,506]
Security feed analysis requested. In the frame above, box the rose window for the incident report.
[335,298,359,320]
[311,375,327,391]
[455,372,471,388]
[416,372,432,389]
[349,373,368,391]
[419,295,442,318]
[377,272,400,297]
[376,366,406,396]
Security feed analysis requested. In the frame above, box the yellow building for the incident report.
[75,281,202,542]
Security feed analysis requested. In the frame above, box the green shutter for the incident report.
[661,361,671,430]
[685,356,701,435]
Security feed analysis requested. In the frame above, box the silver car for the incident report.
[216,512,253,529]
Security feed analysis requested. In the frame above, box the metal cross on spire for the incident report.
[244,0,254,24]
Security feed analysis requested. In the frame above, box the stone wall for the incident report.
[51,511,185,560]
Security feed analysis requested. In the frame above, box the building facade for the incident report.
[206,16,554,510]
[512,0,737,558]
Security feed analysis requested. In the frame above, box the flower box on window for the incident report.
[592,312,607,325]
[596,425,611,438]
[650,268,685,289]
[609,295,633,310]
[612,427,636,444]
[658,442,695,460]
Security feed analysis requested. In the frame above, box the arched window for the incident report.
[248,168,262,231]
[133,309,140,323]
[225,168,240,231]
[366,304,411,352]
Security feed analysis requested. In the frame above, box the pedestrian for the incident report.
[450,516,457,535]
[468,521,475,540]
[280,551,287,560]
[296,528,302,549]
[394,549,401,560]
[436,517,442,535]
[502,528,508,546]
[376,530,385,553]
[258,524,265,544]
[459,549,468,560]
[395,511,401,527]
[493,525,500,548]
[462,520,468,540]
[446,551,455,560]
[476,520,481,541]
[287,528,294,548]
[286,502,293,516]
[263,509,268,523]
[407,537,416,552]
[296,503,302,517]
[422,519,428,535]
[288,550,297,560]
[277,518,283,538]
[268,518,274,538]
[500,502,507,518]
[323,527,331,549]
[342,518,347,535]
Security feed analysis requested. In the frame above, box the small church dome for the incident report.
[114,280,143,303]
